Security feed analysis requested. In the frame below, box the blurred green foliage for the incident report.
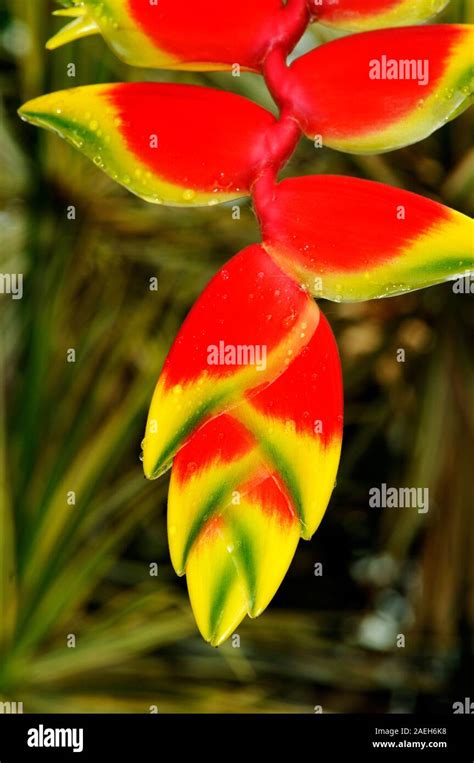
[0,0,473,712]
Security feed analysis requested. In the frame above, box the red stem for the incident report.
[251,1,309,229]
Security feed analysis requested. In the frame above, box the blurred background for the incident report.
[0,0,473,713]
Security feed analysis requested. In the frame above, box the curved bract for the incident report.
[21,0,473,645]
[142,245,319,480]
[49,0,308,72]
[286,25,474,153]
[19,83,281,206]
[310,0,450,31]
[168,311,342,645]
[257,175,474,301]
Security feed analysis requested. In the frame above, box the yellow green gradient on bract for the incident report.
[168,414,302,644]
[259,176,474,302]
[48,0,182,69]
[316,0,450,32]
[289,25,474,154]
[19,83,276,207]
[267,211,474,302]
[142,303,317,480]
[165,312,342,645]
[337,29,474,154]
[18,86,232,206]
[234,406,342,540]
[168,429,264,576]
[185,477,300,646]
[142,246,319,480]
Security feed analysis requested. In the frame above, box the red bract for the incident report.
[308,0,450,30]
[281,25,474,152]
[142,244,319,479]
[19,1,474,645]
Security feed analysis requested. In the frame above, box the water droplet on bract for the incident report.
[221,269,229,280]
[182,189,196,201]
[139,452,144,462]
[93,155,104,167]
[89,119,98,131]
[122,174,131,184]
[71,132,83,148]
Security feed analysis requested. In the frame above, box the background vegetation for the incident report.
[0,0,472,712]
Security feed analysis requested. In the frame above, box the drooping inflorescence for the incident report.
[19,0,473,645]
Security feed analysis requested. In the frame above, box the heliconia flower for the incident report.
[184,468,300,646]
[168,414,300,645]
[233,312,343,540]
[283,25,474,153]
[257,175,474,301]
[18,83,287,206]
[142,244,319,480]
[48,0,309,72]
[309,0,450,32]
[22,2,474,646]
[168,312,342,644]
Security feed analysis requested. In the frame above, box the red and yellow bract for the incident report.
[19,0,474,645]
